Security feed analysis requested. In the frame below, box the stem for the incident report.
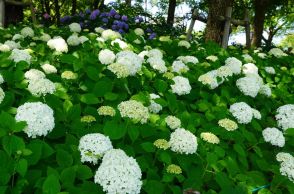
[123,80,131,95]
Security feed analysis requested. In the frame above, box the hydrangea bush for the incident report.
[0,23,293,194]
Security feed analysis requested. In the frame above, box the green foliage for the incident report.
[0,22,293,194]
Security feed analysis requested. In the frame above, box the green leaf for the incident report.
[56,149,73,167]
[159,152,171,164]
[59,54,77,65]
[13,121,27,133]
[16,159,28,177]
[60,167,76,184]
[233,144,246,157]
[215,172,233,190]
[42,175,61,194]
[104,92,118,101]
[92,78,113,97]
[141,142,156,153]
[144,180,165,194]
[154,79,168,93]
[103,121,127,140]
[80,93,100,104]
[86,66,101,81]
[76,165,93,180]
[2,135,25,156]
[128,126,139,142]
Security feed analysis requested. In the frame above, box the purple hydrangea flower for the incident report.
[100,12,107,17]
[121,15,128,21]
[149,33,156,39]
[114,14,121,19]
[146,28,152,33]
[60,16,71,23]
[79,22,84,28]
[123,23,129,30]
[109,9,117,17]
[43,13,50,19]
[102,18,109,23]
[117,22,124,29]
[85,9,91,14]
[118,29,125,34]
[113,20,119,25]
[112,25,118,30]
[79,12,85,18]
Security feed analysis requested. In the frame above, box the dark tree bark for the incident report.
[5,4,23,26]
[71,0,77,15]
[167,0,176,26]
[93,0,100,9]
[251,0,269,47]
[54,0,60,24]
[44,0,50,14]
[205,0,233,44]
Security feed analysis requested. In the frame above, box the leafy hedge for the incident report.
[0,24,293,194]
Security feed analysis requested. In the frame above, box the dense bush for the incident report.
[0,23,293,194]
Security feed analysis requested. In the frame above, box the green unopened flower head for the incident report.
[97,106,116,117]
[81,115,96,123]
[166,164,182,174]
[153,139,170,150]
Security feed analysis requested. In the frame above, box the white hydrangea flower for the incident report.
[0,74,4,84]
[236,75,263,97]
[177,56,199,64]
[111,39,129,50]
[4,40,21,50]
[257,52,267,59]
[217,66,233,79]
[147,57,167,73]
[269,48,288,58]
[276,152,294,182]
[61,70,78,80]
[116,51,143,76]
[102,29,121,40]
[98,49,115,65]
[41,64,57,74]
[27,78,56,97]
[0,87,5,104]
[138,50,148,59]
[206,55,218,62]
[229,102,253,124]
[178,40,191,49]
[67,34,81,46]
[172,60,189,74]
[169,128,197,154]
[165,115,181,129]
[148,100,162,114]
[12,34,24,41]
[97,106,116,117]
[20,27,34,37]
[69,22,81,33]
[25,69,46,81]
[95,27,105,33]
[78,133,113,164]
[118,100,149,124]
[47,37,68,53]
[15,102,55,138]
[262,127,285,147]
[218,118,238,131]
[0,44,10,52]
[225,57,242,75]
[242,54,255,63]
[147,49,163,58]
[251,108,261,120]
[107,63,130,78]
[198,70,220,89]
[150,93,160,99]
[200,132,220,144]
[9,49,31,64]
[265,66,275,74]
[242,63,258,75]
[134,28,144,36]
[94,149,142,194]
[171,76,191,95]
[275,104,294,131]
[79,36,89,43]
[39,33,51,42]
[259,84,272,97]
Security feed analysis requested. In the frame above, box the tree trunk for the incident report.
[71,0,77,15]
[205,0,233,44]
[54,0,60,24]
[126,0,131,6]
[93,0,99,9]
[44,0,50,14]
[167,0,176,26]
[251,0,269,47]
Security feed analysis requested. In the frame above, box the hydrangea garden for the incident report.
[0,6,293,194]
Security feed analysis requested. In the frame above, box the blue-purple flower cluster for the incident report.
[59,8,156,39]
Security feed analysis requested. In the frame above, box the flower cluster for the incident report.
[97,106,116,117]
[153,139,170,150]
[177,56,199,64]
[20,27,34,38]
[172,60,189,74]
[165,115,181,129]
[171,76,191,95]
[169,128,197,154]
[148,94,162,114]
[98,49,115,65]
[262,127,285,147]
[146,49,167,73]
[69,23,81,33]
[80,115,96,123]
[118,100,149,124]
[41,63,57,74]
[9,49,32,63]
[229,102,254,124]
[78,133,113,164]
[15,102,55,138]
[275,104,294,131]
[94,149,142,194]
[265,66,275,74]
[218,118,238,131]
[200,132,220,144]
[276,152,294,182]
[166,164,182,174]
[47,37,68,53]
[61,71,78,80]
[269,48,288,58]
